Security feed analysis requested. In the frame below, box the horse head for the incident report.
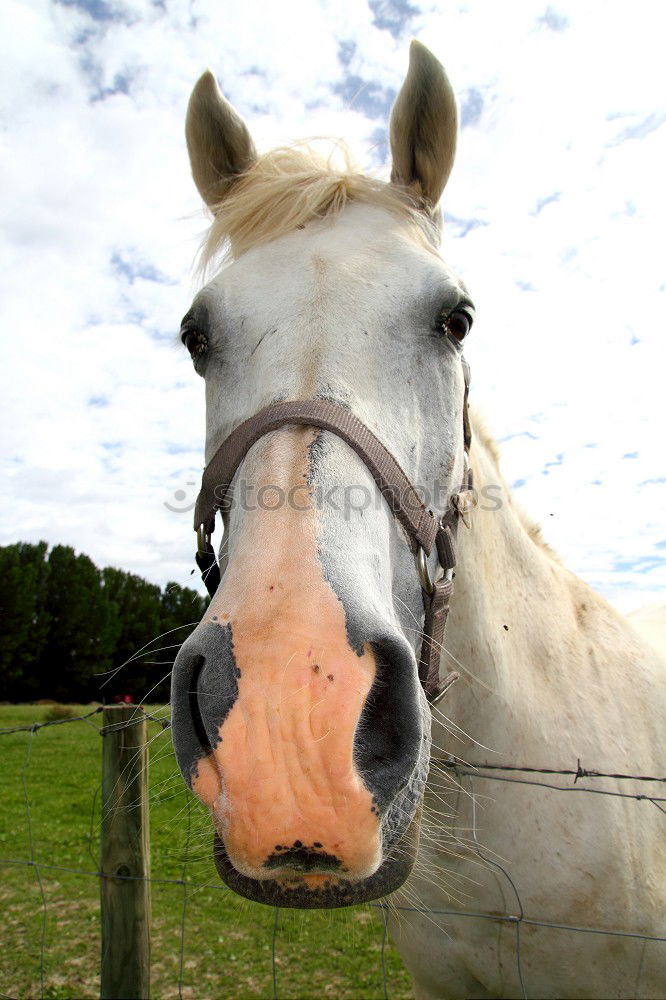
[171,41,474,908]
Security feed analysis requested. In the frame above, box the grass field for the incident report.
[0,703,414,999]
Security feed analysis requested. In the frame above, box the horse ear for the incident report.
[389,41,458,208]
[186,70,257,209]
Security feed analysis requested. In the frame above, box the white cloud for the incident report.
[1,0,664,612]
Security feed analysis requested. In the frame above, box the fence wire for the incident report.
[0,709,664,1000]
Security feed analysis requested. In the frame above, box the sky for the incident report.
[1,0,664,612]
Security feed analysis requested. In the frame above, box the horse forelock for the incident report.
[197,143,439,274]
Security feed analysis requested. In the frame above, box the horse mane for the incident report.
[199,143,436,271]
[470,408,560,560]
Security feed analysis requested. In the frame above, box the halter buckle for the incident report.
[416,546,452,595]
[196,523,212,557]
[451,489,477,529]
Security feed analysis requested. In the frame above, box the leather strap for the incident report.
[417,462,473,701]
[193,359,473,704]
[419,576,453,697]
[195,399,439,554]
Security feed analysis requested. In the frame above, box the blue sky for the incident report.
[1,0,664,610]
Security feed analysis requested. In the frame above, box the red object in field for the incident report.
[113,694,134,704]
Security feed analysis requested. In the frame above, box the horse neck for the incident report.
[452,422,565,653]
[432,417,665,779]
[440,419,634,759]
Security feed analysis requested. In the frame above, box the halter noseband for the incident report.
[192,360,475,704]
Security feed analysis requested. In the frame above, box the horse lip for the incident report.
[211,810,421,909]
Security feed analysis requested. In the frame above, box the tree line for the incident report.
[0,541,207,703]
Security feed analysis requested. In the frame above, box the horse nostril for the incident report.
[189,653,211,753]
[264,847,343,874]
[354,638,424,813]
[171,622,240,787]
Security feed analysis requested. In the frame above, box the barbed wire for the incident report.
[371,902,666,943]
[0,706,103,735]
[433,756,666,783]
[431,760,666,810]
[4,854,665,945]
[0,706,170,736]
[1,710,664,1000]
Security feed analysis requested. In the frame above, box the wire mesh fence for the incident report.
[0,706,664,999]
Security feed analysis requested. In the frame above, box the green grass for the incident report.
[0,704,414,999]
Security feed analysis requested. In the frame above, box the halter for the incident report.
[192,359,475,704]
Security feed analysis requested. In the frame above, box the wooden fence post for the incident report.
[100,705,151,999]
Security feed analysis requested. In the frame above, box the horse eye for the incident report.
[182,327,208,359]
[445,309,473,343]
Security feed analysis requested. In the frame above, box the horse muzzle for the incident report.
[211,809,422,908]
[171,617,430,908]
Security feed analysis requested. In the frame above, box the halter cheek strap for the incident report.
[192,362,475,704]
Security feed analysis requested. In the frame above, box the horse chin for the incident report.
[212,810,422,909]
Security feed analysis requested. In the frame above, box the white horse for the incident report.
[171,41,665,999]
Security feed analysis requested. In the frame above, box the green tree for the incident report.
[0,541,207,703]
[0,541,50,698]
[100,567,162,702]
[41,545,116,701]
